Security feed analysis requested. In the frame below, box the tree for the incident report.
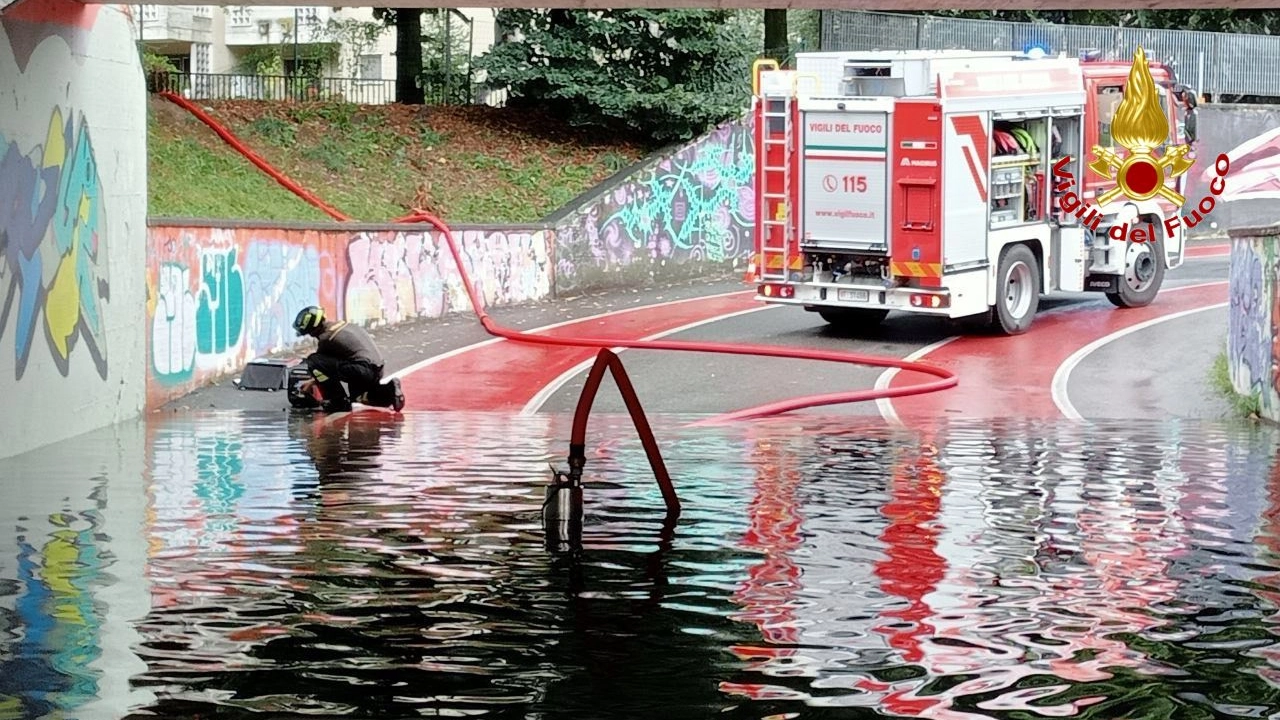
[373,8,425,105]
[314,17,386,79]
[420,9,473,104]
[474,9,757,144]
[764,9,788,63]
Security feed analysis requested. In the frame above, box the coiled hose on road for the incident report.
[160,91,957,421]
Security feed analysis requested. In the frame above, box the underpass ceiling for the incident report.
[69,0,1280,8]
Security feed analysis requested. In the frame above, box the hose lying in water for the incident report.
[159,90,958,423]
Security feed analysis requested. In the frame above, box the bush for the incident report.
[474,10,756,145]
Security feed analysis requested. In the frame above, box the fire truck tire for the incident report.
[817,307,890,329]
[1106,235,1165,308]
[990,243,1040,335]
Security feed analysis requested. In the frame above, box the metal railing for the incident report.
[148,71,396,104]
[820,10,1280,99]
[148,71,483,106]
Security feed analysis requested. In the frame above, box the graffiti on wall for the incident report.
[146,225,554,408]
[344,229,552,327]
[147,227,344,399]
[1227,235,1280,420]
[0,107,110,380]
[554,117,755,291]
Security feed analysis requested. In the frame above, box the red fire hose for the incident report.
[160,91,957,422]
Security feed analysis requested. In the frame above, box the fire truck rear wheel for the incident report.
[990,243,1040,336]
[1106,235,1165,309]
[817,307,889,329]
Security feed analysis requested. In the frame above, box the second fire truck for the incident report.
[747,48,1201,334]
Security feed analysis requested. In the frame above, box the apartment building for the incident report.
[135,5,498,104]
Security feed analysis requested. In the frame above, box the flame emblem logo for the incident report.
[1088,46,1195,206]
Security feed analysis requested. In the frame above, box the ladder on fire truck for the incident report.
[754,59,793,284]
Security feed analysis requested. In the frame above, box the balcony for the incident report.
[224,6,333,47]
[139,5,213,45]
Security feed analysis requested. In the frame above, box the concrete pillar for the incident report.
[1227,224,1280,423]
[0,0,147,459]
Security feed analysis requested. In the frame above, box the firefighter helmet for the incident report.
[293,306,325,336]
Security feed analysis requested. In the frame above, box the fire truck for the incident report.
[746,49,1195,335]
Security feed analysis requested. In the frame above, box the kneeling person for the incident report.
[293,306,405,413]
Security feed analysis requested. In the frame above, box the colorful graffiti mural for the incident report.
[0,107,109,381]
[553,116,756,294]
[1227,230,1280,422]
[344,228,552,327]
[0,507,107,718]
[145,225,554,408]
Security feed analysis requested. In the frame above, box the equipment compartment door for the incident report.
[800,110,890,251]
[941,111,992,267]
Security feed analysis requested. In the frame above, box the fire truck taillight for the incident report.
[909,293,949,309]
[759,284,794,299]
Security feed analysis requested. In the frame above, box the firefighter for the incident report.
[292,305,406,413]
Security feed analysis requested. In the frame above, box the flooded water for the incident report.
[4,410,1280,719]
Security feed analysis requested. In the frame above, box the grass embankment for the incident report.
[1211,348,1264,419]
[147,97,650,223]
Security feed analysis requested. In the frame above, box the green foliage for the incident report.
[474,9,757,145]
[141,51,179,74]
[740,9,822,63]
[247,116,295,146]
[421,10,471,76]
[1211,349,1262,419]
[236,46,284,75]
[421,9,473,103]
[314,17,387,77]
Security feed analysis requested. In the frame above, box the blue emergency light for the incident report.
[1023,42,1050,59]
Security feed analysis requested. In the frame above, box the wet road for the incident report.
[3,411,1280,719]
[520,254,1231,421]
[177,250,1232,424]
[4,244,1258,719]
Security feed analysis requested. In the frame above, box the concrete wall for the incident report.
[146,220,553,407]
[1184,104,1280,238]
[1227,225,1280,423]
[143,115,759,408]
[0,1,147,459]
[550,116,756,295]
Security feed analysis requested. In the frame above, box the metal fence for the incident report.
[148,72,398,104]
[147,71,484,106]
[820,10,1280,99]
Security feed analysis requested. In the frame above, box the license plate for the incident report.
[837,289,870,303]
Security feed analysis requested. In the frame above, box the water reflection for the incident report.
[0,423,151,720]
[2,413,1280,718]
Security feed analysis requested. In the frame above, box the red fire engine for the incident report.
[747,49,1196,335]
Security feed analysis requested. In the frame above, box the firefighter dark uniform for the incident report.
[293,306,405,412]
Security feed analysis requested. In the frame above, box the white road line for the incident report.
[519,305,776,415]
[873,336,963,426]
[1051,301,1230,420]
[872,280,1229,425]
[387,276,1229,420]
[383,288,754,381]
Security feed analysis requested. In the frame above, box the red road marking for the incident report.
[1186,243,1229,258]
[400,292,759,411]
[887,282,1228,420]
